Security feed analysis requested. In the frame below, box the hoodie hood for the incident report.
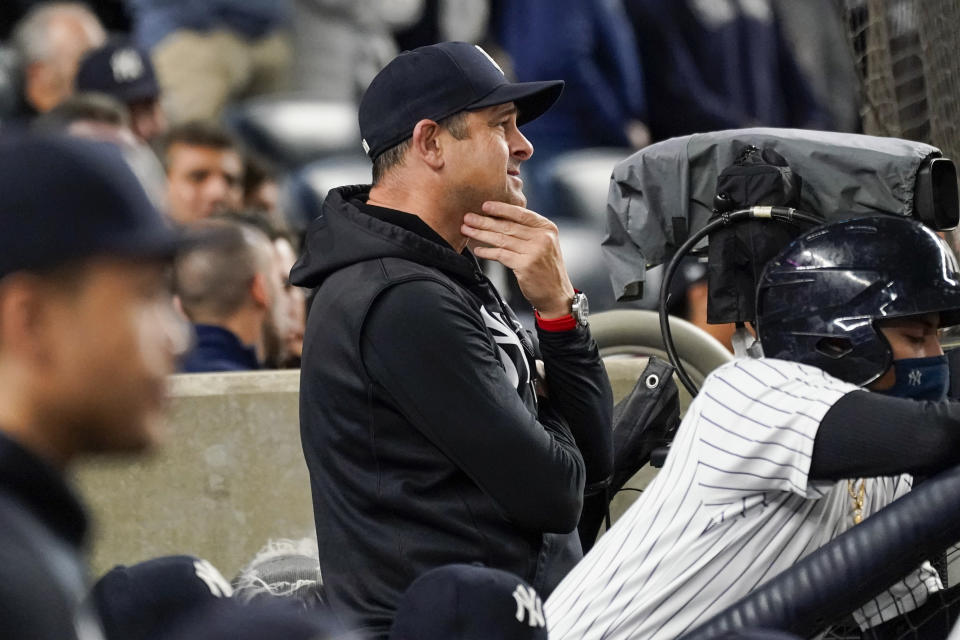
[290,185,479,289]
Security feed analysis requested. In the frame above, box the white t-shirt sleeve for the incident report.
[693,358,859,501]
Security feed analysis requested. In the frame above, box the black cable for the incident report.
[658,207,823,397]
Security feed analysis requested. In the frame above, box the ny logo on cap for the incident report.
[475,45,504,77]
[512,584,545,628]
[111,48,144,83]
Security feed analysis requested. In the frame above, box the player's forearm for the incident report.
[537,325,614,487]
[810,390,960,480]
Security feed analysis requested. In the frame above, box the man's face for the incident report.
[441,102,533,213]
[274,238,305,363]
[128,97,167,143]
[25,12,104,112]
[261,238,305,367]
[35,258,189,455]
[165,143,243,224]
[870,313,943,391]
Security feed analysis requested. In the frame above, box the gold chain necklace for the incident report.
[847,479,866,525]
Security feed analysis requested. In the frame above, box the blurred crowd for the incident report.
[0,0,861,358]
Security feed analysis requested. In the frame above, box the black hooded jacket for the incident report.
[291,185,613,638]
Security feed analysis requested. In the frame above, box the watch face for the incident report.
[574,292,589,326]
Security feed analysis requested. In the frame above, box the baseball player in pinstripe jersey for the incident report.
[547,216,960,639]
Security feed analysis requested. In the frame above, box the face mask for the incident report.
[878,355,950,401]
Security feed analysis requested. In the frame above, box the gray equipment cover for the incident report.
[603,127,942,300]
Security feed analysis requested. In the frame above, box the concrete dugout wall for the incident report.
[73,358,658,579]
[74,370,313,579]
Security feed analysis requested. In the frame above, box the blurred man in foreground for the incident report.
[0,134,192,639]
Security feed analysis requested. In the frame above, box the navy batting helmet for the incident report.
[756,215,960,386]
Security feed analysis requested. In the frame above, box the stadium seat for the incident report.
[545,147,631,223]
[223,94,361,169]
[594,309,734,524]
[283,155,373,231]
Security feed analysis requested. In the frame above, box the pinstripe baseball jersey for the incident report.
[546,358,942,640]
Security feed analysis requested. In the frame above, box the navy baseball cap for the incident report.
[358,41,563,160]
[161,599,354,640]
[92,555,233,640]
[76,38,160,103]
[389,564,549,640]
[0,134,200,278]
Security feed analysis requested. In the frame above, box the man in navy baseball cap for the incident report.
[93,555,233,640]
[0,133,199,640]
[390,564,549,640]
[76,38,166,142]
[293,38,613,638]
[358,41,562,160]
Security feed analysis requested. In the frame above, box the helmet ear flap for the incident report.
[815,337,853,359]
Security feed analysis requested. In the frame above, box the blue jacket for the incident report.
[125,0,289,50]
[497,0,648,151]
[623,0,829,140]
[180,324,260,374]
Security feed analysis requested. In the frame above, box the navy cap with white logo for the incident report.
[92,555,232,640]
[76,38,160,104]
[358,41,563,160]
[389,564,549,640]
[0,134,203,279]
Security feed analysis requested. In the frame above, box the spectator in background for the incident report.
[10,2,106,117]
[0,135,191,640]
[161,121,244,224]
[174,219,282,373]
[773,0,861,133]
[290,0,407,103]
[75,38,168,143]
[270,233,305,368]
[243,156,280,216]
[622,0,829,141]
[393,0,491,51]
[495,0,650,214]
[124,0,292,123]
[217,210,306,369]
[34,92,169,210]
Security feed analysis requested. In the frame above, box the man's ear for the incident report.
[0,275,55,364]
[410,119,445,170]
[250,273,269,309]
[23,61,56,112]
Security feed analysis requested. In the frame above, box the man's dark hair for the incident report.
[32,92,129,131]
[214,209,298,252]
[160,120,237,170]
[371,111,469,185]
[243,156,274,201]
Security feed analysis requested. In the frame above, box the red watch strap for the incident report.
[535,310,577,332]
